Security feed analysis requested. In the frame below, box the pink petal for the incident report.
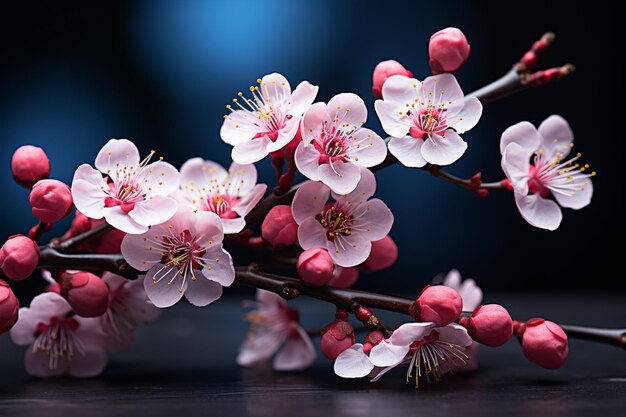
[232,136,272,164]
[333,343,374,378]
[301,102,328,143]
[288,81,319,116]
[327,234,371,267]
[501,143,531,195]
[24,349,69,377]
[103,206,149,234]
[552,179,593,210]
[381,74,420,103]
[458,279,483,311]
[184,273,224,307]
[71,164,108,219]
[351,198,394,242]
[334,167,377,202]
[435,323,473,347]
[297,217,329,250]
[294,142,322,181]
[369,341,410,367]
[266,116,300,153]
[387,136,427,168]
[442,269,461,289]
[10,309,38,345]
[221,217,246,234]
[200,247,235,287]
[499,121,542,155]
[514,192,563,231]
[102,272,127,291]
[326,93,368,131]
[421,74,465,116]
[237,330,286,367]
[121,230,167,272]
[449,97,483,134]
[421,130,468,166]
[68,347,108,378]
[137,161,180,197]
[180,157,228,188]
[226,162,258,196]
[221,110,259,146]
[260,73,292,107]
[346,128,387,167]
[375,100,410,138]
[291,181,330,224]
[144,266,187,308]
[233,184,267,218]
[129,195,178,227]
[538,114,574,160]
[318,160,361,195]
[193,210,224,245]
[389,322,435,346]
[256,289,286,308]
[95,138,140,175]
[272,326,316,371]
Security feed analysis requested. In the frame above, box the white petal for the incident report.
[334,167,377,201]
[95,139,140,174]
[435,323,473,347]
[387,136,427,168]
[318,160,361,195]
[103,206,148,234]
[381,74,420,103]
[351,198,394,242]
[499,121,542,155]
[193,210,224,245]
[514,192,563,231]
[260,73,291,107]
[501,143,531,195]
[237,331,286,367]
[421,74,465,116]
[421,130,467,166]
[129,195,178,227]
[297,218,329,250]
[334,344,374,378]
[538,114,574,160]
[327,234,371,267]
[374,100,411,138]
[301,102,328,143]
[291,181,330,224]
[441,269,461,289]
[232,137,272,164]
[389,322,435,346]
[458,279,483,311]
[184,273,224,307]
[326,93,368,131]
[552,179,593,210]
[68,347,108,378]
[200,247,235,287]
[143,266,187,308]
[220,110,259,146]
[294,142,322,181]
[71,168,107,220]
[232,184,267,219]
[226,162,258,196]
[449,97,482,134]
[346,128,387,167]
[273,327,316,371]
[369,341,410,367]
[181,158,228,188]
[288,81,319,116]
[266,116,301,153]
[120,232,164,271]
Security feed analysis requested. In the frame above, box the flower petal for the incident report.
[71,164,108,219]
[327,234,371,267]
[273,326,316,371]
[200,247,235,287]
[435,323,473,347]
[225,162,258,197]
[180,158,228,188]
[301,102,328,143]
[232,137,272,164]
[374,100,410,138]
[334,167,377,201]
[318,160,361,195]
[369,341,410,367]
[291,181,330,224]
[260,73,291,107]
[184,273,224,307]
[334,344,374,378]
[95,138,140,175]
[288,81,319,116]
[501,143,531,195]
[387,136,427,168]
[458,279,483,312]
[389,322,436,346]
[326,93,368,131]
[68,347,108,378]
[221,110,259,146]
[144,266,187,308]
[421,74,465,116]
[514,192,563,231]
[538,115,574,160]
[103,206,149,235]
[499,121,542,155]
[449,97,482,134]
[294,142,322,181]
[381,74,420,103]
[120,231,164,272]
[346,128,387,167]
[194,210,225,245]
[552,179,593,210]
[266,115,301,153]
[24,349,69,378]
[237,331,286,367]
[233,184,267,218]
[351,198,394,242]
[297,217,330,250]
[421,130,468,166]
[129,195,178,227]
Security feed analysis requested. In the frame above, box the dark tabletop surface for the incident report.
[1,292,625,417]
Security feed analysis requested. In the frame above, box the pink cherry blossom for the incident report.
[99,272,160,351]
[440,269,483,312]
[177,158,267,234]
[237,290,316,371]
[121,206,235,308]
[500,115,594,231]
[221,73,319,164]
[291,169,394,267]
[294,93,387,194]
[10,292,107,378]
[375,73,482,167]
[71,139,180,234]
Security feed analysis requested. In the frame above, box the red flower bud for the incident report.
[320,310,356,360]
[261,205,298,248]
[372,60,413,99]
[29,179,73,223]
[297,248,334,286]
[361,235,398,272]
[11,145,50,189]
[327,266,359,288]
[520,318,568,369]
[463,304,513,347]
[409,285,463,326]
[0,280,19,333]
[0,235,40,281]
[61,272,109,317]
[428,27,470,74]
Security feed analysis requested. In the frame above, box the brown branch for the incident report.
[49,223,113,253]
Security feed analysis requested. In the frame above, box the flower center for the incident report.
[405,331,468,388]
[408,106,448,139]
[33,316,84,369]
[529,149,596,198]
[316,204,353,241]
[201,194,239,219]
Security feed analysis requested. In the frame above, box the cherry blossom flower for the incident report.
[221,73,319,164]
[71,139,180,234]
[121,206,235,308]
[291,169,394,267]
[237,290,316,371]
[368,322,472,385]
[99,272,160,351]
[10,292,107,378]
[177,158,267,234]
[500,115,594,231]
[294,93,387,194]
[375,73,482,167]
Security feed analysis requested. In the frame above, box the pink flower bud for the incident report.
[11,145,51,188]
[409,285,463,326]
[61,272,109,317]
[0,235,40,281]
[0,279,19,333]
[363,330,385,355]
[361,235,398,272]
[320,310,356,360]
[297,248,334,286]
[328,266,359,288]
[261,205,298,248]
[67,211,92,238]
[372,60,413,99]
[29,179,74,223]
[520,318,568,369]
[428,27,471,74]
[463,304,513,347]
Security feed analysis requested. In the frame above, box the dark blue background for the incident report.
[1,0,624,293]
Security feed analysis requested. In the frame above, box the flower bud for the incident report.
[463,304,513,347]
[328,266,359,288]
[61,272,109,317]
[29,179,73,223]
[361,235,398,272]
[372,60,413,99]
[520,318,568,369]
[428,27,470,74]
[0,279,19,333]
[362,330,385,355]
[320,310,356,360]
[262,205,298,248]
[0,235,40,281]
[409,285,462,326]
[11,145,50,189]
[297,248,334,286]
